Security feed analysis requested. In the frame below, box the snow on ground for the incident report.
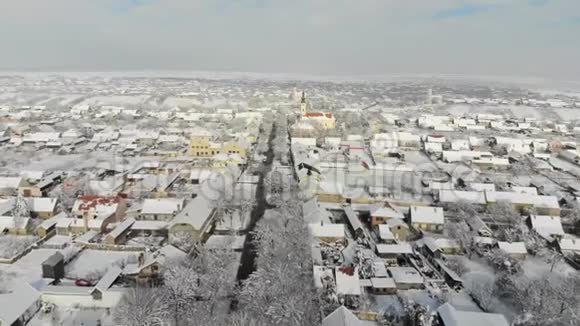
[59,95,87,106]
[18,154,158,175]
[404,151,439,172]
[79,95,149,106]
[0,92,19,100]
[521,256,577,279]
[43,235,73,247]
[508,106,546,120]
[162,96,203,108]
[399,289,440,312]
[65,250,138,280]
[0,235,38,259]
[554,108,580,121]
[444,104,483,116]
[461,257,495,276]
[29,307,114,326]
[0,248,60,283]
[369,294,403,315]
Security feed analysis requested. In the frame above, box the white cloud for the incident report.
[0,0,578,79]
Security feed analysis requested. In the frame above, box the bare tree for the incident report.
[486,248,521,274]
[445,256,469,276]
[114,286,168,326]
[162,246,238,326]
[445,221,474,258]
[498,272,580,326]
[464,273,496,312]
[238,191,320,326]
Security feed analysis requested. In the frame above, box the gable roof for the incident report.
[371,206,404,219]
[558,238,580,252]
[376,243,413,255]
[529,215,564,241]
[437,303,509,326]
[0,177,23,189]
[309,223,345,239]
[91,266,122,294]
[322,306,361,326]
[170,196,214,230]
[25,197,58,213]
[378,224,395,241]
[497,241,527,255]
[124,245,187,275]
[105,218,135,240]
[141,198,185,215]
[409,206,444,224]
[0,282,41,325]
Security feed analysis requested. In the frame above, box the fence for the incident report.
[0,229,56,264]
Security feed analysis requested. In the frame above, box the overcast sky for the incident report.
[0,0,579,79]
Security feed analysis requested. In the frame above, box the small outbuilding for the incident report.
[42,252,65,280]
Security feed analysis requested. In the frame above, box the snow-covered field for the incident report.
[79,95,150,106]
[554,108,580,121]
[162,96,204,108]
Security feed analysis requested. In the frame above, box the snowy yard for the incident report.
[399,289,441,312]
[0,248,60,284]
[43,235,72,248]
[28,306,114,326]
[65,250,139,280]
[404,151,440,172]
[0,235,38,259]
[521,255,577,278]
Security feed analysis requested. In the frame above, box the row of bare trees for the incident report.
[114,246,240,326]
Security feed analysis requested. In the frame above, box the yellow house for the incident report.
[387,219,411,241]
[370,206,404,226]
[103,218,135,245]
[26,198,58,219]
[409,206,445,233]
[221,141,248,157]
[0,216,31,235]
[188,136,249,158]
[187,136,213,156]
[169,197,216,243]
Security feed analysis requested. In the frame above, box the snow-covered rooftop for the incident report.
[140,198,185,216]
[529,215,564,241]
[409,206,444,225]
[437,303,509,326]
[335,266,361,296]
[497,241,527,255]
[309,223,345,239]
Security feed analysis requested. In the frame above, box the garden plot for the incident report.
[0,235,38,259]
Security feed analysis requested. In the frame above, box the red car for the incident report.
[75,279,94,287]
